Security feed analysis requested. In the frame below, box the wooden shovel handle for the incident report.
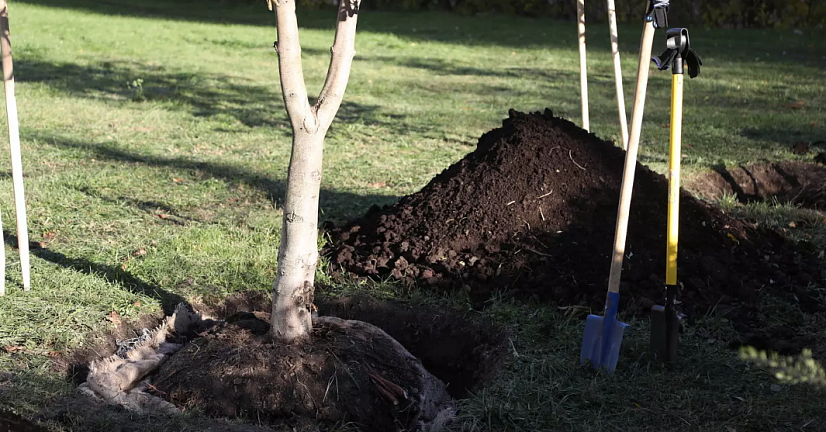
[606,21,656,295]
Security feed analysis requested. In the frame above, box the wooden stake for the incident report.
[577,0,589,131]
[0,1,30,292]
[606,0,628,148]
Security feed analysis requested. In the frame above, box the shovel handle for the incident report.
[606,21,656,295]
[577,0,589,131]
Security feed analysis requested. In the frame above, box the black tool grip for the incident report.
[645,0,669,28]
[653,28,703,78]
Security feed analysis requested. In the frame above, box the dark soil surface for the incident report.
[326,109,824,343]
[317,294,506,398]
[0,411,44,432]
[686,161,826,210]
[152,313,452,432]
[192,291,507,398]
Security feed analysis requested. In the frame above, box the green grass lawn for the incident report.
[0,0,825,430]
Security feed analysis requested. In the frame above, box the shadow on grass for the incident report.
[17,0,275,27]
[74,185,198,225]
[17,57,443,139]
[29,132,399,223]
[741,125,825,147]
[362,54,596,82]
[17,57,288,129]
[3,231,185,314]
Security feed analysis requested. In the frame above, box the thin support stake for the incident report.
[0,1,30,291]
[577,0,589,131]
[607,0,628,148]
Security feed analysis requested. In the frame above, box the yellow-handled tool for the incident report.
[650,28,702,364]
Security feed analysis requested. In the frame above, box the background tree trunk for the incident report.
[269,0,361,342]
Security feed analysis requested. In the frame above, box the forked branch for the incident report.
[273,0,361,134]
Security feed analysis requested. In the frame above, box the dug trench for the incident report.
[326,109,825,354]
[685,160,826,210]
[45,292,505,432]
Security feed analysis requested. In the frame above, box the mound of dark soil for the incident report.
[152,313,454,432]
[326,109,823,335]
[686,161,826,210]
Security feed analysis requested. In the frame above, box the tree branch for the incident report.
[315,0,361,129]
[273,0,314,134]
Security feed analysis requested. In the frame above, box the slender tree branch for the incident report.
[316,0,361,129]
[273,0,313,133]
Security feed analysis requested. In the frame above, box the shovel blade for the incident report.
[580,314,629,373]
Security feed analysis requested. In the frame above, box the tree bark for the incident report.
[270,0,360,342]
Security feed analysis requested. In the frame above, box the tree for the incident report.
[268,0,361,342]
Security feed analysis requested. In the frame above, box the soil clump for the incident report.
[326,109,824,342]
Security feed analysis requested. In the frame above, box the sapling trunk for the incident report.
[269,0,360,342]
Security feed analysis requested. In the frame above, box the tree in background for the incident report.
[267,0,361,342]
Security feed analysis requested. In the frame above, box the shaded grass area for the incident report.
[454,299,825,432]
[0,1,823,431]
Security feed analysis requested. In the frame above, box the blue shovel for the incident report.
[579,0,669,373]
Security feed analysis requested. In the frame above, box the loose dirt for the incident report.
[152,313,454,432]
[686,161,826,210]
[191,291,507,399]
[326,109,824,343]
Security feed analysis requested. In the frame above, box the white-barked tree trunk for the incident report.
[269,0,361,342]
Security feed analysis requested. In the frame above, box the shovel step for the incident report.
[580,314,629,373]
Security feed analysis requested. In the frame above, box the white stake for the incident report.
[0,1,31,292]
[607,0,629,149]
[577,0,589,131]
